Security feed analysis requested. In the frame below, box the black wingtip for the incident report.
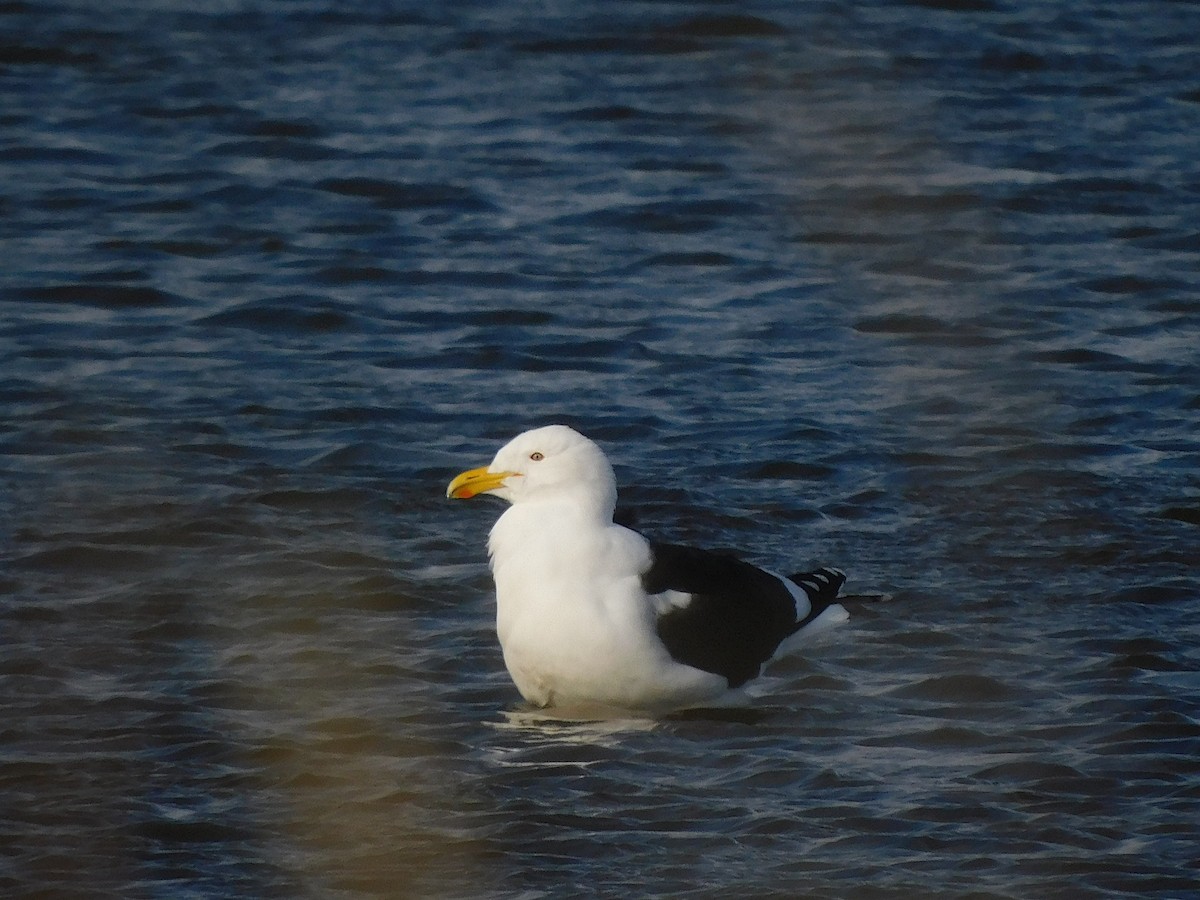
[790,567,847,602]
[789,567,846,630]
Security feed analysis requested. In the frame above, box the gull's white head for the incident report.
[446,425,617,513]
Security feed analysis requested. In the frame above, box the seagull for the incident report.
[446,425,850,716]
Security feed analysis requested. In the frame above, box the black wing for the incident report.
[642,541,806,688]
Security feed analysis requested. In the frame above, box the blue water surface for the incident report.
[3,1,1199,897]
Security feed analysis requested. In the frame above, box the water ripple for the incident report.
[3,0,1199,897]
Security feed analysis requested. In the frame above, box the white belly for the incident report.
[495,580,724,713]
[486,504,727,713]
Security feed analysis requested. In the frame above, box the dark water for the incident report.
[3,0,1200,897]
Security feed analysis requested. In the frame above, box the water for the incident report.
[3,0,1199,896]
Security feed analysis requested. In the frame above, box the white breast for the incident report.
[486,503,724,711]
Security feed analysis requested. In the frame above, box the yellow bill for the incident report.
[446,466,515,499]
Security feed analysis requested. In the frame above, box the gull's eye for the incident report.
[529,452,544,461]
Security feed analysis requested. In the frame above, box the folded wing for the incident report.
[643,541,843,688]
